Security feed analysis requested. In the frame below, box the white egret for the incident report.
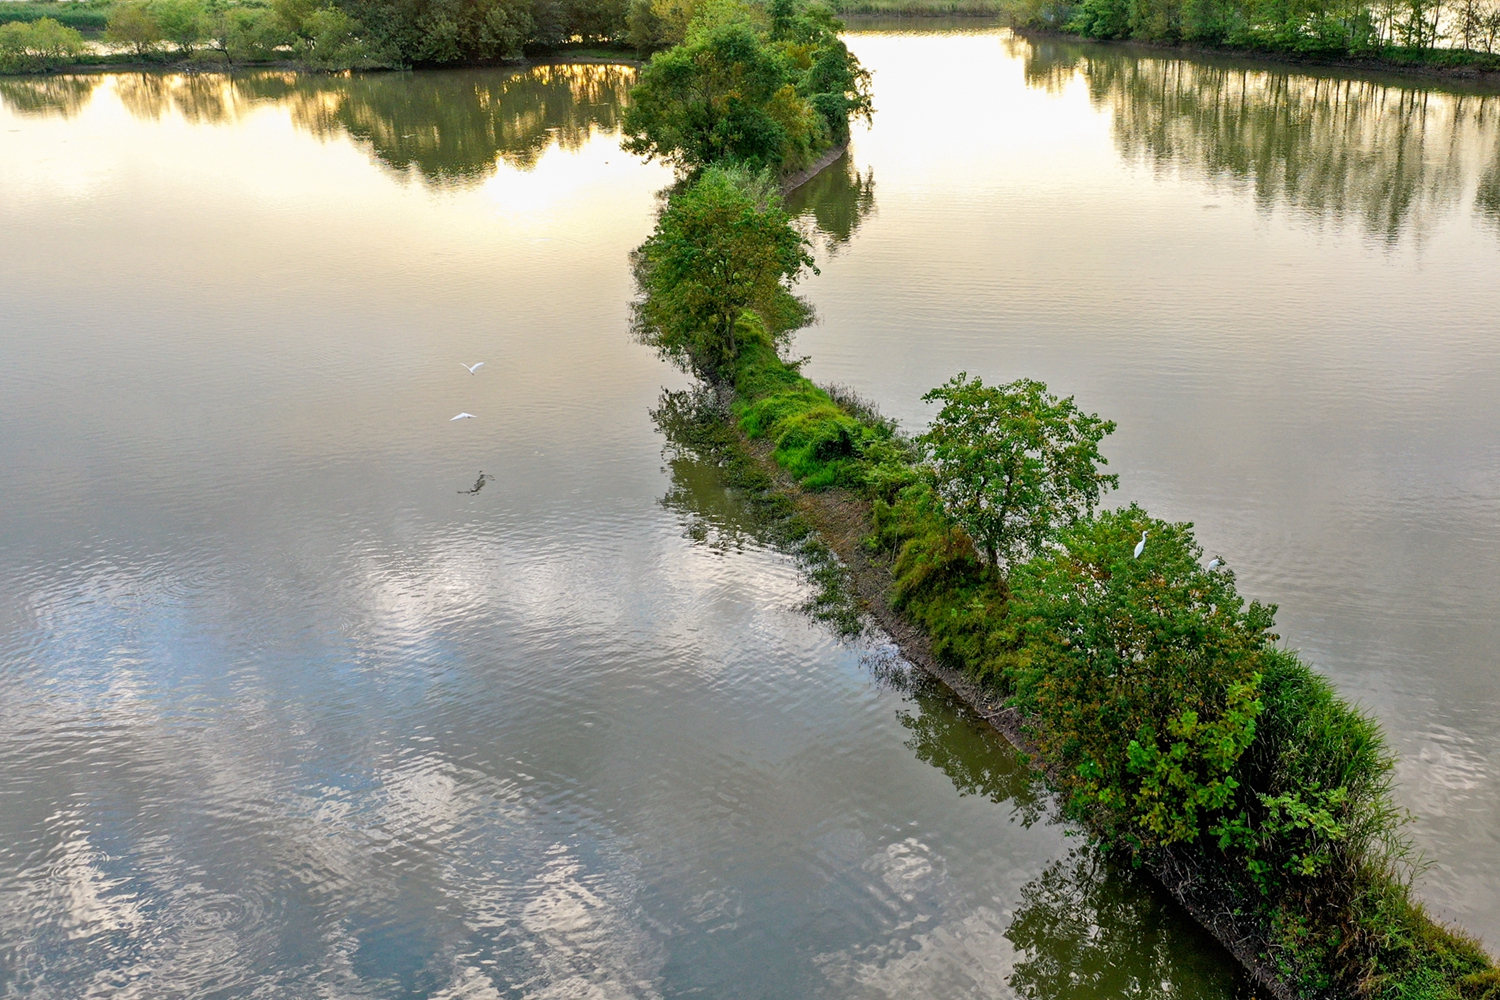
[461,362,485,375]
[1207,557,1222,572]
[1133,531,1148,559]
[451,412,477,421]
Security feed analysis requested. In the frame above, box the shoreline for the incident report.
[781,142,851,194]
[0,50,640,79]
[1013,25,1500,90]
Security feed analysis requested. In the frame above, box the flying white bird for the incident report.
[451,412,476,421]
[1207,557,1222,572]
[461,362,485,375]
[1133,531,1148,559]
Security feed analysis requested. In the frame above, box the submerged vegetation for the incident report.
[624,8,1496,996]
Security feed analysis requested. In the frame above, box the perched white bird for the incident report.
[451,412,477,421]
[461,362,485,375]
[1207,557,1222,572]
[1133,531,1148,559]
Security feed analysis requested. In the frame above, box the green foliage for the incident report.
[623,16,811,170]
[632,165,815,378]
[918,372,1118,573]
[1024,0,1500,56]
[622,0,871,172]
[215,5,295,61]
[334,0,625,67]
[1003,506,1272,853]
[0,17,86,72]
[107,1,166,54]
[732,342,896,490]
[151,0,208,50]
[0,2,111,33]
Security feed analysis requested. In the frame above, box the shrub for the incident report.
[1002,505,1273,854]
[151,0,207,52]
[0,17,86,72]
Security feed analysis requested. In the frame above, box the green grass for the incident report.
[0,2,111,32]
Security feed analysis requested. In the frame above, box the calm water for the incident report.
[0,29,1496,999]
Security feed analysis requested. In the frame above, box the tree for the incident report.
[623,18,811,172]
[213,6,295,63]
[0,18,86,72]
[632,165,815,378]
[107,2,166,56]
[918,373,1117,574]
[1003,505,1274,855]
[151,0,207,53]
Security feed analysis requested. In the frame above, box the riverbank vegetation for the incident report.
[0,0,917,74]
[625,9,1497,995]
[1001,0,1500,72]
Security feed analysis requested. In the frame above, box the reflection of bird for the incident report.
[1133,531,1148,559]
[460,362,485,375]
[451,412,476,421]
[1207,557,1223,572]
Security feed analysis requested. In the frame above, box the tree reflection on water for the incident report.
[785,148,878,254]
[1007,846,1254,999]
[0,74,97,118]
[1012,33,1500,239]
[0,64,635,186]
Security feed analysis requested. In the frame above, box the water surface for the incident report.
[1,28,1498,998]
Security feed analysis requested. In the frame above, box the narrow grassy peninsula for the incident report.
[624,5,1499,997]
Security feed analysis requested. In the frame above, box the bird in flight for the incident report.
[461,362,485,375]
[458,472,493,494]
[1133,531,1148,559]
[451,412,477,421]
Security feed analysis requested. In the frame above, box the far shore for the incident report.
[1012,24,1500,89]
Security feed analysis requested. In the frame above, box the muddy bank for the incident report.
[782,142,851,194]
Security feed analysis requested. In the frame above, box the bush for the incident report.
[0,17,86,72]
[218,6,296,62]
[1002,506,1272,854]
[151,0,207,52]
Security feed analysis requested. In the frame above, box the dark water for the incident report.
[0,28,1496,998]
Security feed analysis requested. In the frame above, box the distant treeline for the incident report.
[1001,0,1500,64]
[0,0,895,73]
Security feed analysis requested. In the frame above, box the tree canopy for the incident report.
[632,165,815,377]
[1004,505,1275,854]
[918,373,1117,574]
[622,0,871,173]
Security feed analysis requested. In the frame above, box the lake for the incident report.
[1,26,1497,998]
